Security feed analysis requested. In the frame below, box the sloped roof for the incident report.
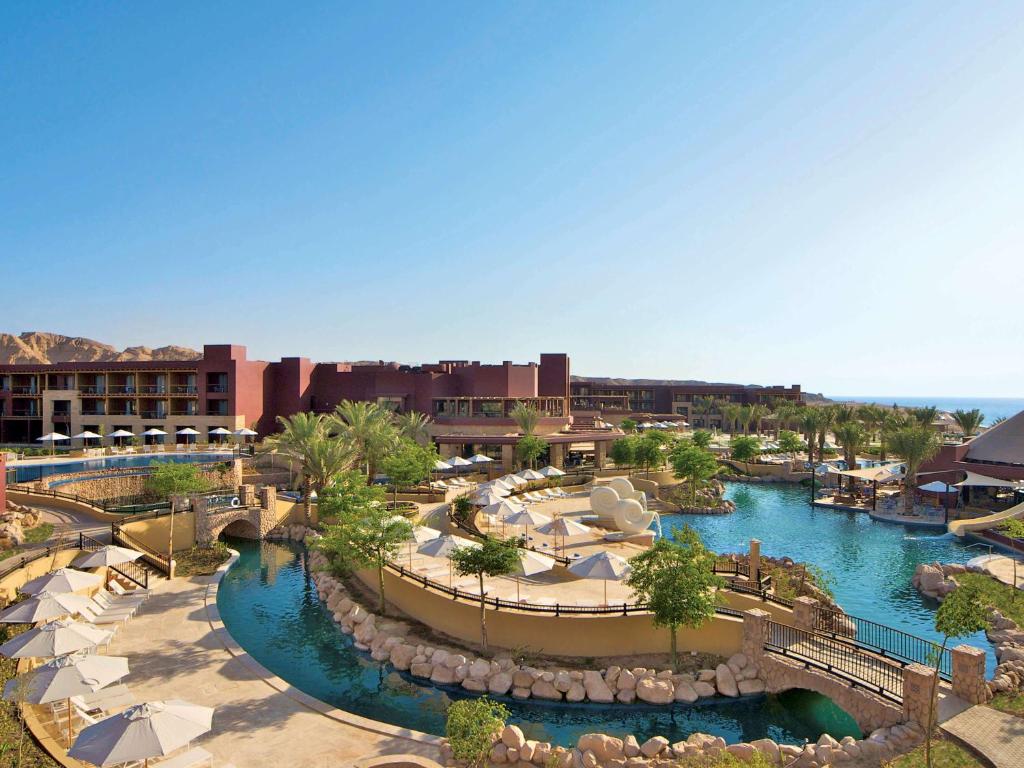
[964,410,1024,466]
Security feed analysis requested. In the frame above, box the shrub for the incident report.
[446,696,509,767]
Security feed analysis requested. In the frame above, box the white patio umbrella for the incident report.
[473,490,507,506]
[73,545,143,569]
[403,524,440,566]
[536,516,590,554]
[73,430,103,447]
[481,499,525,535]
[68,699,214,768]
[433,459,452,471]
[502,508,552,541]
[517,468,545,482]
[208,427,231,445]
[234,427,258,437]
[476,482,511,498]
[0,591,94,624]
[36,432,70,455]
[0,618,112,659]
[176,427,200,447]
[4,651,129,745]
[510,549,556,601]
[501,474,528,487]
[20,567,102,596]
[417,535,480,586]
[141,428,167,446]
[107,429,134,448]
[488,478,515,493]
[538,465,566,478]
[568,551,631,605]
[446,456,473,473]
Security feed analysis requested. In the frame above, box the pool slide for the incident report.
[948,501,1024,537]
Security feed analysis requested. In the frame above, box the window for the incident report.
[206,373,228,393]
[376,396,404,412]
[53,400,71,415]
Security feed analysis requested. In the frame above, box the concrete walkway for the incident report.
[100,568,441,767]
[942,705,1024,768]
[971,554,1024,590]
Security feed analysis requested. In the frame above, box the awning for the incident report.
[953,471,1022,489]
[838,465,904,481]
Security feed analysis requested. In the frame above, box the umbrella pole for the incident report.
[67,697,72,745]
[604,579,608,606]
[517,577,520,602]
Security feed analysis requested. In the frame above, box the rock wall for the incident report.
[1,500,42,549]
[39,464,234,501]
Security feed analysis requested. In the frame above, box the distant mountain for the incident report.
[0,332,202,364]
[571,375,830,402]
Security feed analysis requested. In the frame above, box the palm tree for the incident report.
[394,410,432,445]
[856,405,886,446]
[887,425,942,515]
[747,404,769,436]
[773,403,799,438]
[331,400,396,480]
[816,407,837,461]
[910,406,939,427]
[832,422,865,492]
[879,411,909,461]
[263,413,352,523]
[951,409,985,439]
[691,396,715,430]
[799,408,822,465]
[991,416,1008,427]
[510,401,540,436]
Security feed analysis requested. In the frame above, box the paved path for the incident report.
[942,705,1024,768]
[97,568,441,767]
[972,554,1024,590]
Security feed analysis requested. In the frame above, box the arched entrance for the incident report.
[220,518,261,540]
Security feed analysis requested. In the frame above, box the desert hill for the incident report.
[0,332,201,364]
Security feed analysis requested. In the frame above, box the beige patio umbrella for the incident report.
[3,650,129,745]
[0,591,94,624]
[20,567,102,596]
[516,468,545,482]
[0,618,112,659]
[69,699,214,767]
[568,551,631,606]
[417,535,480,586]
[536,516,590,555]
[403,524,440,567]
[476,481,511,498]
[473,489,507,507]
[73,545,143,569]
[36,432,70,456]
[501,508,551,542]
[481,499,525,536]
[510,549,556,602]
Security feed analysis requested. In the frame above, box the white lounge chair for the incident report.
[109,581,151,599]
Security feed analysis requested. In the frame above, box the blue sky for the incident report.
[3,2,1023,397]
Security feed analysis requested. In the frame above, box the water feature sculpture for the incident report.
[590,478,660,535]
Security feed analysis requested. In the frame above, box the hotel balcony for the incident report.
[171,385,198,395]
[79,385,106,395]
[11,386,39,395]
[107,384,137,395]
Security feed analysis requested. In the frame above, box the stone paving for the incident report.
[100,570,442,767]
[941,705,1024,768]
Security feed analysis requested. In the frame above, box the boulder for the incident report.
[513,669,535,688]
[489,672,513,696]
[511,687,531,699]
[554,670,573,693]
[693,681,716,698]
[444,653,467,669]
[531,679,562,701]
[430,649,449,666]
[750,738,780,764]
[674,681,699,703]
[615,689,636,704]
[461,677,487,692]
[490,743,508,764]
[583,670,614,703]
[578,734,625,762]
[715,664,739,697]
[623,735,640,758]
[566,681,586,702]
[501,724,526,750]
[640,736,669,758]
[726,744,755,761]
[635,678,674,704]
[389,642,417,671]
[430,665,456,685]
[727,653,747,674]
[617,669,637,690]
[738,679,766,695]
[409,662,433,679]
[698,669,717,682]
[468,658,491,679]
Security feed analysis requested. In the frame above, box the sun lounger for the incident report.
[72,683,137,716]
[109,581,151,599]
[153,746,214,768]
[79,604,132,626]
[93,591,142,616]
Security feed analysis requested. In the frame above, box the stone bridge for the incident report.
[191,485,280,545]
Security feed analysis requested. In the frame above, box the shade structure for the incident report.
[175,428,200,435]
[445,456,473,468]
[432,460,452,471]
[538,465,566,478]
[815,463,842,475]
[568,551,631,605]
[502,508,552,528]
[473,490,508,506]
[106,429,135,439]
[481,499,525,519]
[536,517,590,538]
[68,699,214,767]
[20,567,102,596]
[417,535,480,559]
[73,545,143,569]
[510,549,557,601]
[516,468,545,481]
[501,474,528,487]
[140,428,167,437]
[476,482,511,498]
[0,619,112,659]
[953,471,1022,489]
[918,481,957,493]
[208,427,231,435]
[488,478,515,493]
[73,431,103,441]
[37,432,70,443]
[234,428,258,437]
[407,525,441,544]
[3,651,129,705]
[467,454,493,464]
[0,591,94,623]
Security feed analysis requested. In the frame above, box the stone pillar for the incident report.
[595,441,607,470]
[951,644,989,705]
[549,443,566,470]
[902,663,937,727]
[259,485,277,517]
[192,494,211,546]
[231,458,244,486]
[500,444,515,472]
[741,608,771,668]
[792,596,819,632]
[239,484,256,507]
[748,539,761,586]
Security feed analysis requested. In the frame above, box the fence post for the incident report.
[742,609,771,670]
[901,663,936,727]
[951,644,988,704]
[792,596,819,631]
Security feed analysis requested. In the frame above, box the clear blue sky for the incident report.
[3,2,1023,397]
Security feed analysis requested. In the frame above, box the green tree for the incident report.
[609,436,637,468]
[832,421,865,492]
[380,438,439,509]
[626,527,724,670]
[691,429,712,449]
[331,400,397,481]
[691,396,717,430]
[670,442,720,506]
[879,410,909,461]
[720,404,742,434]
[951,409,984,439]
[619,418,637,434]
[510,401,540,435]
[924,583,989,768]
[746,404,768,435]
[145,461,210,498]
[393,410,432,445]
[316,471,410,614]
[777,430,804,454]
[450,537,519,650]
[729,435,760,466]
[910,405,939,427]
[799,408,823,464]
[634,433,666,477]
[887,425,942,514]
[446,697,509,768]
[515,434,548,469]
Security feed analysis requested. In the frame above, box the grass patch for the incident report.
[174,543,231,577]
[885,739,985,768]
[0,523,56,562]
[955,572,1024,627]
[0,623,61,768]
[989,691,1024,718]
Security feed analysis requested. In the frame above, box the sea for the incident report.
[831,396,1024,426]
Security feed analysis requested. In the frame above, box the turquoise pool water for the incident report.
[664,483,994,673]
[217,538,860,747]
[8,453,231,484]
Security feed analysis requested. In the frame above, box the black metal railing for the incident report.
[811,605,951,679]
[111,523,171,577]
[766,620,904,702]
[0,538,79,580]
[80,532,149,589]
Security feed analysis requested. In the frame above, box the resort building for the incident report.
[569,381,803,427]
[920,409,1024,483]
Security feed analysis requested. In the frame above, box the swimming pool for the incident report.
[217,537,860,747]
[7,452,232,484]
